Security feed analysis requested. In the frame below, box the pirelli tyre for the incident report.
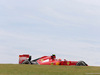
[22,59,31,64]
[76,61,88,66]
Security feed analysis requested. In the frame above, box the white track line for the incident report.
[86,73,100,75]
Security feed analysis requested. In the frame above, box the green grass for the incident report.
[0,64,100,75]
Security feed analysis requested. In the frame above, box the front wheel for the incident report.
[76,61,88,66]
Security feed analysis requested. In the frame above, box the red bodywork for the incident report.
[37,56,78,66]
[19,54,84,66]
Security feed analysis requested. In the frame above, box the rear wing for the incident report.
[19,54,30,64]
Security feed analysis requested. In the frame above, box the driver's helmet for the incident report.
[51,54,56,59]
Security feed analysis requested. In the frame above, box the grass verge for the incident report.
[0,64,100,75]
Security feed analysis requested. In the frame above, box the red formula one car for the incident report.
[19,54,88,66]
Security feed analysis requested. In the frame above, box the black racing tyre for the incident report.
[76,61,88,66]
[22,60,31,64]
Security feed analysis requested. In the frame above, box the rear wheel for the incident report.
[22,60,31,64]
[76,61,88,66]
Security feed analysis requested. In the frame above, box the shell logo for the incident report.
[56,62,60,65]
